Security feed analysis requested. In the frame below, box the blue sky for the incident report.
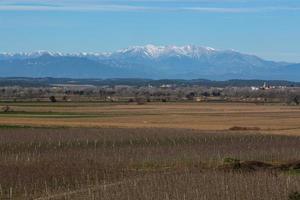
[0,0,299,62]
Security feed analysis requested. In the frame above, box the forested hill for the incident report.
[0,77,299,87]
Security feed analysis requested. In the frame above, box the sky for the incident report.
[0,0,299,62]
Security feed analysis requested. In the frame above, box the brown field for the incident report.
[1,102,300,135]
[0,127,299,200]
[0,102,300,199]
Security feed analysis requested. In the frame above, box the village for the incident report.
[0,81,299,106]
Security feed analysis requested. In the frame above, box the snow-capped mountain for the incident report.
[111,45,216,59]
[0,51,109,60]
[0,45,298,80]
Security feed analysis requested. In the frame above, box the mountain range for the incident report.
[0,45,299,81]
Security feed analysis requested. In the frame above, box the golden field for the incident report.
[1,102,300,135]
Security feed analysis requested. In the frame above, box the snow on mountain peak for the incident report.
[0,45,292,80]
[0,45,221,60]
[206,47,216,51]
[114,44,218,59]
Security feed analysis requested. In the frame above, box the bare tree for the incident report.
[285,93,300,105]
[49,96,57,103]
[135,97,147,105]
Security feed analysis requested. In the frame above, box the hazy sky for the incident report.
[0,0,299,62]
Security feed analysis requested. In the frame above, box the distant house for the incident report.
[195,97,205,102]
[251,86,259,91]
[106,96,118,102]
[160,84,172,89]
[260,82,275,90]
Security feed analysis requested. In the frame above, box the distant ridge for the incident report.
[0,45,299,81]
[0,77,299,87]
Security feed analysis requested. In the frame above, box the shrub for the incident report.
[49,96,57,103]
[136,97,146,105]
[1,105,13,113]
[289,192,300,200]
[223,157,241,169]
[62,96,68,101]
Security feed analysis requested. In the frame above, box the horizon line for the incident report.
[1,3,300,13]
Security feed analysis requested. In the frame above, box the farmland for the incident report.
[1,102,300,135]
[0,102,300,199]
